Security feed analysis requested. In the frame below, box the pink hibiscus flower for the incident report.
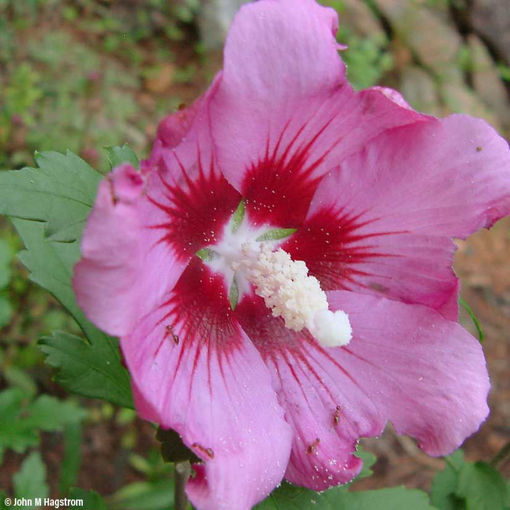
[73,0,510,508]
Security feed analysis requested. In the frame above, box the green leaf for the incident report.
[69,488,108,510]
[331,487,435,510]
[431,462,462,510]
[431,466,460,510]
[10,218,133,408]
[59,423,82,494]
[196,248,218,262]
[497,63,510,82]
[0,150,135,408]
[0,388,38,456]
[13,452,49,505]
[0,150,102,242]
[12,218,95,338]
[39,331,133,408]
[0,491,9,510]
[447,449,467,470]
[256,483,434,510]
[256,228,297,242]
[231,199,245,233]
[429,450,505,510]
[459,297,484,343]
[24,394,87,430]
[0,296,13,329]
[2,366,37,397]
[354,444,377,479]
[254,483,338,509]
[108,480,175,510]
[0,239,12,289]
[0,388,86,457]
[105,144,139,169]
[229,278,239,311]
[457,462,506,510]
[431,450,465,510]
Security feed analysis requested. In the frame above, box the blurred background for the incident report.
[0,0,509,505]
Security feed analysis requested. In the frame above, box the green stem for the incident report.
[458,297,484,342]
[490,440,510,468]
[175,461,191,510]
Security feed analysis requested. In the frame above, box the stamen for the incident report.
[240,243,352,348]
[307,309,352,348]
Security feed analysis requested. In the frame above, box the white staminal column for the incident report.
[239,242,352,348]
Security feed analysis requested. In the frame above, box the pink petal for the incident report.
[143,96,241,260]
[283,206,460,319]
[324,115,510,237]
[73,164,187,336]
[123,260,292,510]
[156,98,204,149]
[144,145,241,261]
[142,74,222,172]
[288,114,510,318]
[208,0,428,226]
[76,123,242,337]
[235,296,384,490]
[328,291,490,456]
[236,288,489,488]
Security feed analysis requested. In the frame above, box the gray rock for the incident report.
[440,81,500,129]
[374,0,462,77]
[197,0,251,50]
[439,65,466,86]
[337,0,386,40]
[399,66,441,115]
[470,0,510,66]
[467,34,510,126]
[417,0,451,24]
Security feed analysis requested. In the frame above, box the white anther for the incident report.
[240,243,352,348]
[307,309,352,347]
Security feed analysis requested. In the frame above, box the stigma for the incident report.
[238,242,352,348]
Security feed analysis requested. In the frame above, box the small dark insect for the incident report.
[307,437,320,455]
[192,443,215,459]
[166,324,180,344]
[333,405,342,426]
[107,177,118,205]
